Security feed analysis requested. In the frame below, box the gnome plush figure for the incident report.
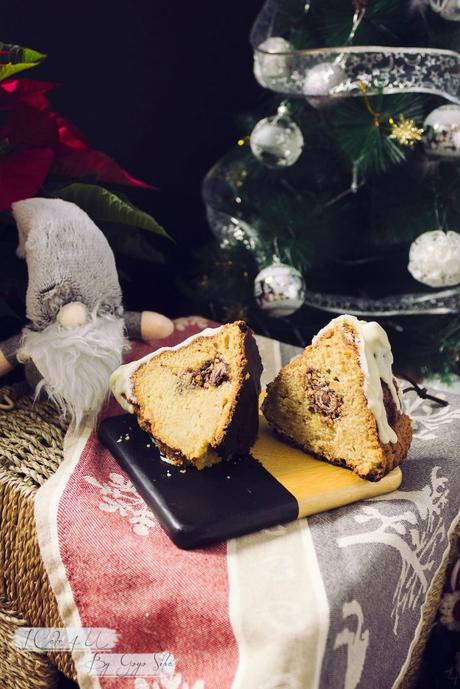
[0,198,173,426]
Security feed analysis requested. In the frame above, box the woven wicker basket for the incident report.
[0,382,457,689]
[0,595,59,689]
[0,384,76,684]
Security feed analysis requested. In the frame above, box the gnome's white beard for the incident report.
[19,313,128,428]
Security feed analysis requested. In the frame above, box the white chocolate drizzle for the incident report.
[313,315,401,445]
[110,326,224,414]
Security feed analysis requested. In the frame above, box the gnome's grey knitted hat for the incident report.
[12,198,123,329]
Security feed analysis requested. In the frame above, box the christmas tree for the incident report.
[191,0,460,378]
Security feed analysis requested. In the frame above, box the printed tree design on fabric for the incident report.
[337,467,448,633]
[84,472,157,536]
[404,391,460,441]
[334,600,369,689]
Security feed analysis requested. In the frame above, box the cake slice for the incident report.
[262,315,412,481]
[110,321,262,469]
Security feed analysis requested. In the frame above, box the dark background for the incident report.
[3,0,264,316]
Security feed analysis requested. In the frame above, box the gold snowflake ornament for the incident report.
[388,115,424,147]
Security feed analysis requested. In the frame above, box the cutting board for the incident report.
[98,413,402,550]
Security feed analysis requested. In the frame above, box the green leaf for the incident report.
[53,183,171,239]
[0,42,46,81]
[103,225,165,264]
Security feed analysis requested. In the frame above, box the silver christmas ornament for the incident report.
[423,104,460,158]
[254,262,305,317]
[250,111,304,168]
[303,61,345,109]
[205,207,267,264]
[206,208,257,250]
[429,0,460,20]
[253,37,293,89]
[408,230,460,288]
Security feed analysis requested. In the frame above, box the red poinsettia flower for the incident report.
[0,147,54,210]
[0,78,56,110]
[0,77,153,211]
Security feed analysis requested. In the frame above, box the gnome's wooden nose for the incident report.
[57,302,89,328]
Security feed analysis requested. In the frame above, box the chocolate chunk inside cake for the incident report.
[110,321,262,469]
[262,315,412,481]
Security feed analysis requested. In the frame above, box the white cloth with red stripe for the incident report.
[34,317,460,689]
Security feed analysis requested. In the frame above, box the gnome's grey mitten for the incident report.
[0,334,21,369]
[0,333,43,391]
[124,311,142,340]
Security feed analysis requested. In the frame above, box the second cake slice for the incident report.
[262,315,412,481]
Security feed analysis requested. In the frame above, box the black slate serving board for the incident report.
[98,414,298,549]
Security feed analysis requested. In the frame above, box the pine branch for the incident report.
[335,93,425,176]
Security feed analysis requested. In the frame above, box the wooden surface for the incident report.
[253,415,402,519]
[100,409,402,549]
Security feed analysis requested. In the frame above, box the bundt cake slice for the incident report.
[110,321,262,469]
[262,315,412,481]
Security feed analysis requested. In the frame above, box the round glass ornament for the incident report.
[429,0,460,20]
[408,229,460,288]
[423,104,460,158]
[249,112,303,168]
[253,36,293,89]
[254,261,306,317]
[303,61,346,109]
